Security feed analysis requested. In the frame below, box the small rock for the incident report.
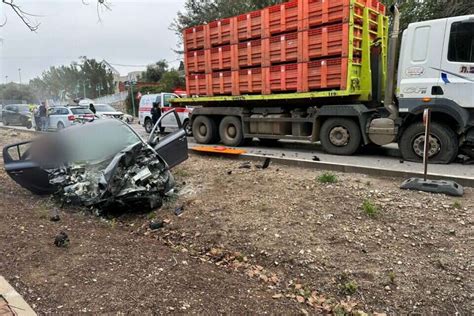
[149,221,164,230]
[385,286,391,291]
[54,231,69,248]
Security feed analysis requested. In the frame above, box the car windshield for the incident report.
[71,108,93,115]
[60,120,142,163]
[95,104,117,112]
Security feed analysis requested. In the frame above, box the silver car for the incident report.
[35,106,95,131]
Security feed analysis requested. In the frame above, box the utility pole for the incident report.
[18,68,21,84]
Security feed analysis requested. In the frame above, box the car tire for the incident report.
[219,116,244,147]
[57,122,65,130]
[320,117,361,155]
[399,122,458,164]
[144,118,153,134]
[192,116,219,144]
[26,121,32,129]
[183,120,192,136]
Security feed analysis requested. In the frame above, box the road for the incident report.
[1,121,472,179]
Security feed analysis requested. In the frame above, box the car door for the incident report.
[3,141,56,195]
[148,110,188,168]
[48,108,61,129]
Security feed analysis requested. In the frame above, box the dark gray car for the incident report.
[2,104,32,129]
[3,110,188,210]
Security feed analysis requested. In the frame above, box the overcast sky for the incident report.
[0,0,186,83]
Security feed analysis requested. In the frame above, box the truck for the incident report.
[171,0,474,163]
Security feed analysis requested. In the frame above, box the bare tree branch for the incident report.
[2,0,40,31]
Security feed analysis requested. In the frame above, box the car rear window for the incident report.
[18,105,30,112]
[71,108,93,115]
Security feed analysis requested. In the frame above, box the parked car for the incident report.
[93,103,133,123]
[33,106,95,131]
[2,104,32,129]
[3,110,188,210]
[138,92,193,135]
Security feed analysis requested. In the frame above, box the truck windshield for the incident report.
[448,21,474,63]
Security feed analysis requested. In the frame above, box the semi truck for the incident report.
[171,0,474,163]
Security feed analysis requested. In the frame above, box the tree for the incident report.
[171,0,285,38]
[160,70,186,92]
[0,83,36,103]
[142,60,170,83]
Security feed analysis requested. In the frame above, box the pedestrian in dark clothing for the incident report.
[38,101,48,132]
[151,102,162,132]
[89,103,96,114]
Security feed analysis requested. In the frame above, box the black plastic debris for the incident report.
[256,158,272,169]
[312,156,320,161]
[400,178,464,197]
[175,205,185,216]
[149,220,165,230]
[54,231,70,248]
[239,162,252,169]
[227,170,233,175]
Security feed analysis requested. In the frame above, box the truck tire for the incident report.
[399,122,458,164]
[219,116,243,147]
[193,116,219,144]
[144,118,153,134]
[320,118,361,155]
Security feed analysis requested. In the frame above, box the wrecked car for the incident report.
[3,110,188,211]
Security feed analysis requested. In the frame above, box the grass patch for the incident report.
[362,199,378,217]
[341,280,358,295]
[317,172,338,184]
[173,169,190,178]
[388,271,396,284]
[452,201,462,209]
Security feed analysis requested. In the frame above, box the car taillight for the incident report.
[84,114,94,118]
[68,115,75,121]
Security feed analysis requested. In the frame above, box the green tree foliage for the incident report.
[0,83,36,103]
[28,57,114,101]
[142,60,170,83]
[171,0,285,37]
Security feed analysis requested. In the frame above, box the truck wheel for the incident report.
[193,116,218,144]
[399,122,458,164]
[144,118,153,134]
[219,116,243,147]
[320,118,361,155]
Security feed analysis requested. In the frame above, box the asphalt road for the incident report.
[129,123,473,179]
[1,121,472,179]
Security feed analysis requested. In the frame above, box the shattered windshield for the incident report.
[61,121,142,164]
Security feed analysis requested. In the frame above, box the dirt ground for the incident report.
[0,129,472,314]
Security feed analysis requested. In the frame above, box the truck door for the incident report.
[438,17,474,109]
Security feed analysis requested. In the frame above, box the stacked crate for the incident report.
[184,0,386,96]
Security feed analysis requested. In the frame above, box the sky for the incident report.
[0,0,186,83]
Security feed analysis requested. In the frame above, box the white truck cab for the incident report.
[138,92,193,135]
[397,15,474,110]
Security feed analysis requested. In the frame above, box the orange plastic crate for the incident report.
[237,10,263,41]
[269,32,299,64]
[186,50,207,73]
[268,0,299,35]
[209,18,234,47]
[184,25,207,51]
[210,45,236,71]
[307,58,348,90]
[307,0,350,27]
[306,23,349,59]
[269,63,301,92]
[238,40,264,68]
[238,68,265,94]
[187,74,208,96]
[211,71,235,95]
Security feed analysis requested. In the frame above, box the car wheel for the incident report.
[144,118,153,134]
[183,120,192,136]
[399,122,458,164]
[192,116,219,144]
[57,122,65,130]
[26,121,32,129]
[219,116,244,147]
[320,118,361,155]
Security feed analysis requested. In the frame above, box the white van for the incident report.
[138,92,193,135]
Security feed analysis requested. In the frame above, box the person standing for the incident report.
[151,102,162,132]
[38,101,48,132]
[89,103,96,114]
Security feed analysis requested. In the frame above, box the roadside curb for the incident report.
[190,150,474,188]
[0,126,41,135]
[0,276,37,315]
